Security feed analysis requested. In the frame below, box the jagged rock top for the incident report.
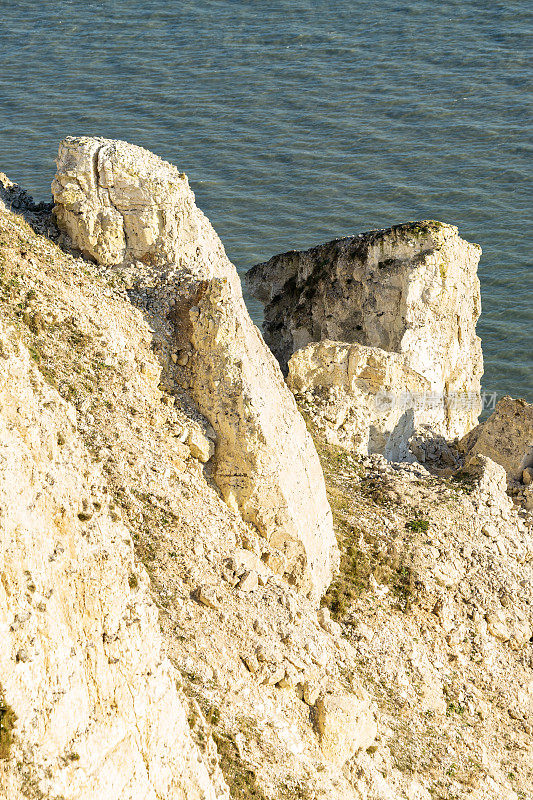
[52,136,237,290]
[248,220,459,301]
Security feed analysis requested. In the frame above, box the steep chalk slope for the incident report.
[52,137,338,599]
[1,177,532,800]
[0,185,377,800]
[0,323,228,799]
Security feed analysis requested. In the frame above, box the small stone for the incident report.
[16,648,30,663]
[486,610,510,642]
[303,680,320,706]
[277,664,299,689]
[237,570,258,592]
[255,644,268,662]
[317,606,342,637]
[317,607,331,629]
[242,653,260,674]
[261,551,286,574]
[196,585,219,610]
[78,499,93,521]
[221,567,239,586]
[523,467,533,485]
[187,428,215,463]
[261,665,286,686]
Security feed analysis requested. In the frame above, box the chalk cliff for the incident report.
[0,320,228,800]
[0,152,531,800]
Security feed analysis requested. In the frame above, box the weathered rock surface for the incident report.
[52,136,338,600]
[460,396,533,481]
[247,221,483,441]
[315,690,378,766]
[0,322,228,800]
[287,339,440,460]
[53,137,220,273]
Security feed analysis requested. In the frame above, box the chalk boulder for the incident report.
[459,396,533,482]
[287,339,437,460]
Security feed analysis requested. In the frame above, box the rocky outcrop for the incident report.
[52,136,338,599]
[459,396,533,482]
[0,322,228,800]
[247,221,483,442]
[52,137,225,274]
[183,278,337,596]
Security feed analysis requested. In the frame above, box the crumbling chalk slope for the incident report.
[0,160,532,800]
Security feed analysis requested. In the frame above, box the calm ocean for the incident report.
[1,1,531,405]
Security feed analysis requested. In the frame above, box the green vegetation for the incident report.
[322,537,372,617]
[448,470,476,494]
[212,731,268,800]
[405,517,429,534]
[312,435,419,619]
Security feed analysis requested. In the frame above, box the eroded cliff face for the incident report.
[247,221,483,446]
[1,154,532,800]
[52,136,338,600]
[287,340,438,461]
[0,321,228,800]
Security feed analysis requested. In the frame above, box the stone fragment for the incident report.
[523,467,533,485]
[230,548,270,586]
[242,654,260,674]
[460,455,513,517]
[524,485,533,511]
[315,690,378,766]
[187,427,215,463]
[317,606,342,637]
[277,664,299,689]
[260,665,286,686]
[303,680,320,706]
[237,570,258,593]
[196,585,220,610]
[460,396,533,481]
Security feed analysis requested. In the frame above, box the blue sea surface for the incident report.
[0,0,531,403]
